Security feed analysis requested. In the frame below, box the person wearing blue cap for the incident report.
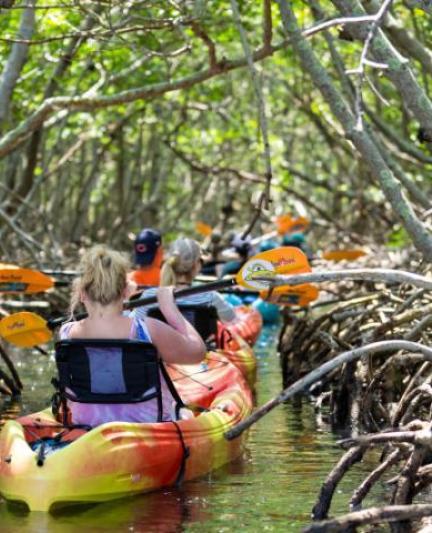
[128,228,163,286]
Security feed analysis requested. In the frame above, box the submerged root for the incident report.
[277,252,432,530]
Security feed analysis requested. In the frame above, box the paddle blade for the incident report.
[322,249,366,262]
[261,284,319,307]
[236,247,311,291]
[195,221,213,237]
[275,215,310,235]
[0,266,54,293]
[0,312,52,347]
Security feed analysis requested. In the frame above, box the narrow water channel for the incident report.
[0,325,387,532]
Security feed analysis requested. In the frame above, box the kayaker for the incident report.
[128,228,163,286]
[135,237,237,324]
[59,245,206,426]
[219,233,254,277]
[200,230,225,277]
[257,239,279,252]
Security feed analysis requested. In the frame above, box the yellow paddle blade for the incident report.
[0,312,52,347]
[322,249,366,262]
[261,284,319,307]
[275,215,310,235]
[195,221,213,237]
[236,247,310,291]
[0,265,54,293]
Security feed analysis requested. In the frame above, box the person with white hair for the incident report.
[134,237,237,324]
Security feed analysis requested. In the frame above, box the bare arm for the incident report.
[145,287,206,364]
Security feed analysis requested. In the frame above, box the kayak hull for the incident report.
[218,305,262,350]
[217,306,262,386]
[0,352,252,512]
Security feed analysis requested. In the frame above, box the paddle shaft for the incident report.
[41,269,78,277]
[47,278,236,330]
[219,288,259,297]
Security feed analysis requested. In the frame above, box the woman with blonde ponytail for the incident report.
[135,238,237,324]
[59,245,205,426]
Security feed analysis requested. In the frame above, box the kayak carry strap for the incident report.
[159,361,186,420]
[51,376,70,426]
[172,421,190,487]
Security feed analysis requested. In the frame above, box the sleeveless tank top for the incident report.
[59,318,176,426]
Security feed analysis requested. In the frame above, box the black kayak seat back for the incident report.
[54,339,163,404]
[147,304,218,344]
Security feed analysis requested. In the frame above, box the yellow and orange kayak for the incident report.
[0,351,253,512]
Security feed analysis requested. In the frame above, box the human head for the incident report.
[71,245,130,313]
[134,228,162,266]
[231,233,253,259]
[210,230,222,244]
[160,238,201,286]
[282,232,305,247]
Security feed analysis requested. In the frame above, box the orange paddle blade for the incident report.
[195,221,213,237]
[322,249,366,262]
[236,247,310,291]
[0,265,54,293]
[0,312,52,347]
[261,284,319,307]
[275,215,310,235]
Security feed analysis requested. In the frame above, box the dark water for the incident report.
[0,326,387,532]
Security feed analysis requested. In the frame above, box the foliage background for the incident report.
[0,0,431,265]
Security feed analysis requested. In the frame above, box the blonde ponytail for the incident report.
[160,255,178,286]
[160,238,201,286]
[70,245,130,314]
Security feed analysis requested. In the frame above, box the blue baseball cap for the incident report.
[134,228,162,265]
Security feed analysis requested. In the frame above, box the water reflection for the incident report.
[0,327,387,531]
[1,486,212,533]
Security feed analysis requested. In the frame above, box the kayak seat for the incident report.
[147,304,218,350]
[52,339,185,425]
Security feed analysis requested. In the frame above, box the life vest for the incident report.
[129,267,160,286]
[129,248,163,286]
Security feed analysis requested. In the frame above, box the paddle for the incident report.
[275,214,310,235]
[321,249,366,262]
[41,269,78,277]
[0,264,55,293]
[195,221,213,237]
[0,246,365,296]
[0,247,312,348]
[260,284,319,307]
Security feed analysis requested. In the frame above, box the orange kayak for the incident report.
[218,305,262,350]
[217,306,262,386]
[0,351,253,512]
